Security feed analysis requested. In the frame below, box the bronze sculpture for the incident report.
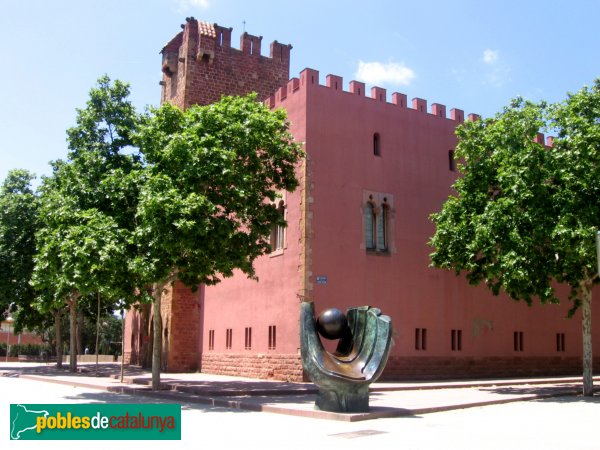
[300,300,393,413]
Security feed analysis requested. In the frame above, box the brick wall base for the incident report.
[201,353,303,382]
[381,356,600,381]
[130,351,599,382]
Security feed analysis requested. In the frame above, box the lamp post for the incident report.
[5,315,14,362]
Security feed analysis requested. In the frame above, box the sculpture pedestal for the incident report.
[315,385,370,413]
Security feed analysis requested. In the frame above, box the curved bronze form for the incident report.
[300,301,393,412]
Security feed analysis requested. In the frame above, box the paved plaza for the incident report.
[2,362,598,449]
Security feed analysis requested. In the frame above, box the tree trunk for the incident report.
[68,293,79,373]
[54,310,63,369]
[581,280,594,396]
[151,282,164,391]
[77,309,84,356]
[140,302,152,368]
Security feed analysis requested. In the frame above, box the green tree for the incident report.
[134,94,303,390]
[0,170,39,320]
[430,80,600,396]
[0,169,67,367]
[33,191,131,370]
[33,75,142,372]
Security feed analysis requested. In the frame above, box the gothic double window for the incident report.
[364,196,390,252]
[270,200,286,253]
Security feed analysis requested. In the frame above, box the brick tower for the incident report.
[160,17,292,109]
[152,17,293,372]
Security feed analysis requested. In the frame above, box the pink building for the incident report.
[124,18,600,381]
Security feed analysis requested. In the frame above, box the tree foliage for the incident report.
[134,94,303,388]
[430,99,558,304]
[134,94,302,287]
[430,79,600,395]
[0,170,39,324]
[32,75,142,371]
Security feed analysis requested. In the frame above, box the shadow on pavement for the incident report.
[481,383,599,401]
[60,389,254,414]
[0,363,145,378]
[535,394,600,404]
[1,362,315,396]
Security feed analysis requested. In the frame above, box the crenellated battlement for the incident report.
[161,17,292,70]
[160,18,292,109]
[265,68,474,123]
[534,132,555,147]
[262,68,557,145]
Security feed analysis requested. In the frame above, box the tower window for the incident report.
[373,133,381,156]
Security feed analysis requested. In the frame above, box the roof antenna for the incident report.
[242,20,246,33]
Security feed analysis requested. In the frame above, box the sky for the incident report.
[1,0,599,185]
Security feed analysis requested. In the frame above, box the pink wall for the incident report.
[127,53,599,379]
[290,68,598,361]
[199,80,308,357]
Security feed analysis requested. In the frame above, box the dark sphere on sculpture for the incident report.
[316,308,348,340]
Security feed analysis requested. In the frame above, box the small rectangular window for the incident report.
[208,329,215,350]
[226,328,233,350]
[556,333,565,352]
[415,328,427,350]
[268,325,277,350]
[449,150,456,171]
[451,329,462,351]
[513,331,524,352]
[373,133,381,156]
[245,327,252,350]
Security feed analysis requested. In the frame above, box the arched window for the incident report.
[377,201,389,251]
[363,193,393,254]
[364,201,377,250]
[373,133,381,156]
[270,201,285,251]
